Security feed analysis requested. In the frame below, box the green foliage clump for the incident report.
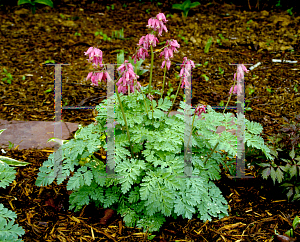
[0,162,25,242]
[254,114,300,202]
[35,90,272,232]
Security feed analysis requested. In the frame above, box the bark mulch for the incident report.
[0,0,300,241]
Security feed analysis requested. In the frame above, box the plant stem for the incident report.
[222,77,237,115]
[184,113,196,161]
[140,86,149,115]
[167,74,183,117]
[148,45,154,93]
[203,69,238,166]
[114,82,134,158]
[160,64,167,98]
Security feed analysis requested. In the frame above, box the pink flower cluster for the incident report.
[146,12,168,37]
[195,105,206,116]
[84,46,142,93]
[84,47,111,86]
[85,47,103,68]
[229,64,249,95]
[116,60,141,94]
[84,13,197,95]
[132,13,168,65]
[179,57,195,88]
[159,39,180,70]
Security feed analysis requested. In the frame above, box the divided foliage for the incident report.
[253,114,300,202]
[35,91,272,232]
[0,162,25,242]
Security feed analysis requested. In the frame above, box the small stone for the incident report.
[14,9,30,15]
[261,10,269,17]
[61,20,78,28]
[190,36,197,44]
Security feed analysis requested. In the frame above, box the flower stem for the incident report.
[139,84,149,116]
[222,75,237,115]
[167,74,183,117]
[160,64,167,98]
[114,82,134,158]
[203,69,238,166]
[184,113,196,161]
[148,45,154,93]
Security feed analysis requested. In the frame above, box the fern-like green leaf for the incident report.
[68,188,91,212]
[136,214,166,233]
[0,162,16,188]
[246,120,263,135]
[103,186,120,208]
[0,204,25,241]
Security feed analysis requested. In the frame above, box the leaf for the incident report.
[183,0,192,10]
[246,120,263,134]
[117,50,125,65]
[275,167,284,183]
[128,189,140,203]
[190,2,201,8]
[167,87,173,96]
[270,166,277,184]
[157,98,172,111]
[0,129,6,136]
[69,189,90,211]
[0,203,25,241]
[128,56,146,76]
[136,214,166,233]
[17,0,32,5]
[204,37,213,53]
[172,3,185,10]
[261,167,271,180]
[201,74,209,81]
[44,88,52,93]
[0,156,30,166]
[148,235,156,240]
[67,167,91,190]
[103,187,120,208]
[183,10,189,18]
[292,216,300,229]
[290,148,295,159]
[174,197,195,219]
[0,162,17,188]
[289,164,298,178]
[123,209,138,227]
[47,137,69,146]
[35,0,54,7]
[137,68,148,76]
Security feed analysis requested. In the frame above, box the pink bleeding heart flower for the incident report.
[84,47,103,68]
[160,39,180,70]
[229,83,243,95]
[147,13,168,36]
[235,64,249,83]
[229,64,248,95]
[179,57,195,88]
[116,60,141,94]
[138,34,159,50]
[147,93,154,101]
[195,105,206,116]
[89,71,111,86]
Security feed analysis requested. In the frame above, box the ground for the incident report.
[0,0,299,241]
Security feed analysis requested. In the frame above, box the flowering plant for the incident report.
[35,13,273,232]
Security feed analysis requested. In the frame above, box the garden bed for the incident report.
[0,0,300,241]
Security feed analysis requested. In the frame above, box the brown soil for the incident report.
[0,0,299,241]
